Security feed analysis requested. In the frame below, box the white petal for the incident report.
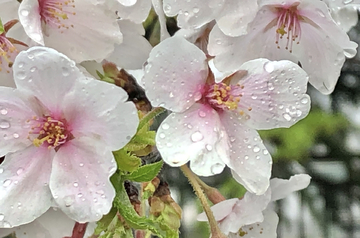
[18,0,44,45]
[197,198,238,222]
[239,208,279,238]
[107,20,152,70]
[216,0,258,36]
[61,77,138,151]
[331,6,359,32]
[156,103,229,176]
[152,0,170,41]
[13,47,81,113]
[143,36,208,112]
[118,0,137,6]
[113,0,152,24]
[50,137,116,222]
[0,146,53,227]
[270,174,311,201]
[220,112,271,195]
[234,59,310,130]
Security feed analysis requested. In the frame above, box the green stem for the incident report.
[180,165,226,238]
[194,175,226,204]
[138,107,166,131]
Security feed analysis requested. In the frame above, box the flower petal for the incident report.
[50,137,117,222]
[239,207,279,238]
[113,0,152,24]
[13,47,81,114]
[270,174,311,201]
[234,59,310,130]
[197,198,238,222]
[220,112,271,195]
[18,0,44,45]
[0,145,53,227]
[156,103,229,176]
[143,36,208,112]
[61,77,138,151]
[0,88,35,156]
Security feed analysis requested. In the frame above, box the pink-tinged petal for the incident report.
[234,59,310,130]
[112,0,152,24]
[40,0,122,63]
[270,174,311,201]
[18,0,44,45]
[13,47,81,114]
[156,103,229,176]
[0,145,53,227]
[220,112,271,195]
[197,198,238,222]
[143,36,208,112]
[298,0,357,58]
[239,208,279,238]
[107,20,152,70]
[0,88,35,156]
[50,137,117,222]
[216,0,258,36]
[62,77,138,151]
[163,0,224,29]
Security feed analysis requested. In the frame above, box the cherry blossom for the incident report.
[0,208,95,238]
[0,0,32,87]
[107,0,152,24]
[197,174,311,237]
[323,0,360,32]
[208,0,358,94]
[163,0,258,36]
[18,0,122,63]
[143,36,311,195]
[0,47,139,228]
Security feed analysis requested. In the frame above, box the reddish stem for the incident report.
[64,222,88,238]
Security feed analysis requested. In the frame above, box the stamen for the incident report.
[205,83,243,111]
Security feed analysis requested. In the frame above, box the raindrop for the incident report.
[194,91,202,101]
[16,168,24,175]
[164,4,171,12]
[343,0,354,4]
[64,195,75,207]
[77,193,83,198]
[244,155,249,160]
[20,9,29,16]
[193,7,200,13]
[255,155,260,160]
[3,179,11,187]
[205,144,213,151]
[230,136,236,142]
[62,67,70,76]
[0,168,3,173]
[211,163,224,174]
[169,92,174,98]
[301,97,309,104]
[198,110,206,118]
[16,71,26,80]
[0,214,4,221]
[282,113,292,121]
[17,62,24,68]
[0,120,10,129]
[253,146,260,153]
[0,109,7,115]
[161,123,170,130]
[73,182,79,187]
[79,163,84,167]
[187,124,193,129]
[159,133,166,139]
[13,133,19,139]
[315,8,325,17]
[30,66,37,72]
[263,149,269,155]
[191,131,204,142]
[267,82,275,91]
[3,221,11,228]
[94,198,98,203]
[264,62,275,73]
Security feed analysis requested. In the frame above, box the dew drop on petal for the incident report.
[16,71,26,80]
[211,163,223,174]
[191,131,203,142]
[205,144,213,151]
[3,179,11,187]
[301,97,309,104]
[16,168,24,175]
[159,132,166,139]
[79,163,84,167]
[198,110,206,118]
[283,113,292,121]
[161,123,170,130]
[244,155,249,160]
[3,221,11,228]
[73,182,78,187]
[62,67,70,76]
[30,66,37,72]
[13,133,19,139]
[0,120,10,129]
[0,214,4,221]
[64,195,75,207]
[0,168,3,174]
[230,136,236,142]
[20,9,29,16]
[264,62,275,73]
[77,193,83,198]
[0,109,7,115]
[253,146,260,153]
[263,149,269,155]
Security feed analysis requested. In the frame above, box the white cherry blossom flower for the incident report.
[208,0,358,94]
[18,0,122,63]
[163,0,258,36]
[143,36,311,195]
[106,0,152,24]
[0,47,139,228]
[323,0,360,32]
[0,208,95,238]
[197,174,311,237]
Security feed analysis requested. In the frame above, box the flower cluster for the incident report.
[0,0,357,237]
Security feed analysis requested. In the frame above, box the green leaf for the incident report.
[138,107,166,132]
[124,160,163,182]
[124,141,148,152]
[94,208,117,235]
[0,18,4,34]
[131,131,156,146]
[114,181,177,238]
[113,149,141,172]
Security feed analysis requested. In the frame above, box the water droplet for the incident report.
[20,9,29,16]
[283,113,292,121]
[3,179,11,187]
[343,0,354,4]
[0,109,7,115]
[79,163,84,167]
[316,8,325,17]
[211,163,224,174]
[62,67,70,76]
[13,133,19,139]
[17,62,24,68]
[77,193,83,198]
[0,214,4,221]
[230,136,236,142]
[194,91,202,101]
[193,7,200,13]
[264,62,275,73]
[169,92,174,98]
[161,123,170,130]
[159,133,166,139]
[30,66,37,72]
[64,195,75,207]
[267,82,275,91]
[191,131,203,142]
[187,124,193,129]
[301,97,309,104]
[244,155,249,160]
[73,182,78,187]
[3,221,11,228]
[255,155,260,160]
[16,71,26,80]
[16,168,23,175]
[253,146,260,153]
[263,149,269,155]
[205,144,213,151]
[164,4,171,12]
[0,120,10,129]
[198,110,206,117]
[0,168,3,173]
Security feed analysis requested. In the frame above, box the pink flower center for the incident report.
[39,0,75,31]
[28,116,72,149]
[275,4,302,53]
[205,82,252,115]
